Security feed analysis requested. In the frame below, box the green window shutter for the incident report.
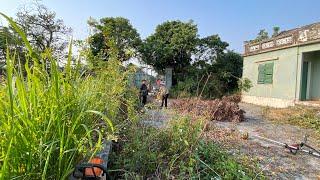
[257,64,265,84]
[264,62,274,84]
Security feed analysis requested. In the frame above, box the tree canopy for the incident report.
[194,35,229,66]
[16,3,72,54]
[140,20,198,71]
[139,20,243,97]
[88,17,141,63]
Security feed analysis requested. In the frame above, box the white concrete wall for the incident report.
[242,95,295,108]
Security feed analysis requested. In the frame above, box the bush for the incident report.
[108,117,263,179]
[170,76,226,99]
[170,75,251,99]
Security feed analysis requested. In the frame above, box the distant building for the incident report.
[242,22,320,107]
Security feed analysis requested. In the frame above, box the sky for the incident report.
[0,0,320,53]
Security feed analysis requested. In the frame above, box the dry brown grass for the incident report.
[262,105,320,132]
[263,106,313,120]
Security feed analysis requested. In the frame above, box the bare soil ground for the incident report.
[211,103,320,179]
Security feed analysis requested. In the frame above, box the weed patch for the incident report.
[108,116,264,179]
[263,106,320,133]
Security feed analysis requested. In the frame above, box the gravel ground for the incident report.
[214,103,320,179]
[140,108,172,128]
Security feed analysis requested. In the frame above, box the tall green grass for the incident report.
[0,13,137,179]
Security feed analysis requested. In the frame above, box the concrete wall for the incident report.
[242,39,320,107]
[243,47,299,102]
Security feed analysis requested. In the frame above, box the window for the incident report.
[257,62,274,84]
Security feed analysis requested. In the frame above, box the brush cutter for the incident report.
[72,160,108,180]
[70,141,112,180]
[253,134,320,158]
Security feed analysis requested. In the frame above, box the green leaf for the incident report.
[86,110,115,133]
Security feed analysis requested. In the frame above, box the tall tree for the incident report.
[88,17,141,62]
[140,20,198,83]
[194,35,229,66]
[16,3,72,54]
[215,51,243,90]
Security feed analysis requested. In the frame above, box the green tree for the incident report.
[88,17,141,63]
[255,29,269,41]
[194,35,229,66]
[169,33,242,98]
[272,26,280,37]
[215,51,243,91]
[140,20,198,84]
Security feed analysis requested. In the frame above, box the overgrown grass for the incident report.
[0,13,137,179]
[109,117,264,179]
[0,12,264,179]
[263,106,320,133]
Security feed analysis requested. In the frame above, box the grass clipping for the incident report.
[172,95,245,122]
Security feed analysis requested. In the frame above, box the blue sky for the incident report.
[1,0,320,53]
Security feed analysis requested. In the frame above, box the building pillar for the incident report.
[165,68,172,89]
[295,47,303,101]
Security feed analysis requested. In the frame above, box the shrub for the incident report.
[109,117,263,179]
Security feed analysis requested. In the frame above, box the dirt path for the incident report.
[214,103,320,179]
[140,100,174,128]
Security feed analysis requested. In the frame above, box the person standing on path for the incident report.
[159,82,169,108]
[140,79,148,106]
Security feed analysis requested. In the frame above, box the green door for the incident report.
[301,61,309,101]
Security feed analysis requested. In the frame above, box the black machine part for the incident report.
[72,163,107,180]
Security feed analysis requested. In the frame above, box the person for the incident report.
[159,82,169,108]
[140,79,148,106]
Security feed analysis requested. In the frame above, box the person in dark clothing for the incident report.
[140,80,148,106]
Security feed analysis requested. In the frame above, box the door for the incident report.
[301,61,309,100]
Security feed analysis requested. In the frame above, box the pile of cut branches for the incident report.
[172,95,245,122]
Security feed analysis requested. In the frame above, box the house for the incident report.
[242,22,320,108]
